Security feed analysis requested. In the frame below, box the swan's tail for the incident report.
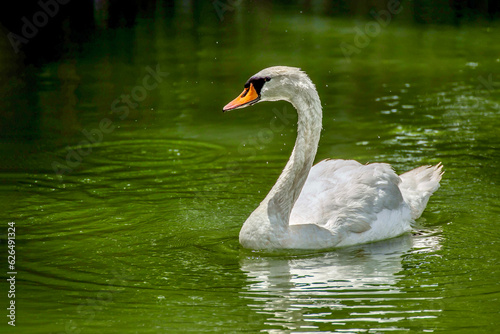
[399,163,444,220]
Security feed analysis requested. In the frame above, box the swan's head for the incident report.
[223,66,312,112]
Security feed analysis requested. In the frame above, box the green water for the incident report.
[1,4,500,334]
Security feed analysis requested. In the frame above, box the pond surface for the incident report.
[1,3,499,333]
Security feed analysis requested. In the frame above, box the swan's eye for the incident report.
[243,76,270,95]
[250,77,268,95]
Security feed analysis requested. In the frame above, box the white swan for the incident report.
[223,66,443,250]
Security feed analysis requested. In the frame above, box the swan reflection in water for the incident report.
[239,233,442,332]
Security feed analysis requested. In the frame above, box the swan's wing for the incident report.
[290,159,408,234]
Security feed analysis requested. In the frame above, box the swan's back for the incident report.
[290,160,442,246]
[291,159,406,229]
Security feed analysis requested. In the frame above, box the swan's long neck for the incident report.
[264,81,322,227]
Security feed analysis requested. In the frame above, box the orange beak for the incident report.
[223,83,260,112]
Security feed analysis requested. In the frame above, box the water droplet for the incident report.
[465,62,479,68]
